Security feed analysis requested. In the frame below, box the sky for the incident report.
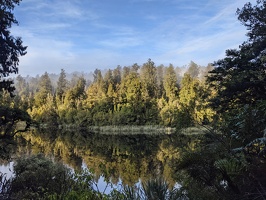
[12,0,256,76]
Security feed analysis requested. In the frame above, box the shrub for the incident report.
[10,154,73,199]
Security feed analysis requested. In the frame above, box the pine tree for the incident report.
[163,64,179,101]
[56,69,68,102]
[34,72,53,107]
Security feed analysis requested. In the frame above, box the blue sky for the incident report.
[12,0,256,76]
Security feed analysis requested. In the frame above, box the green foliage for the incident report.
[221,104,266,147]
[29,94,59,127]
[158,99,179,127]
[177,120,266,199]
[0,137,17,160]
[4,155,109,199]
[64,76,86,109]
[11,58,214,127]
[14,75,31,111]
[178,1,266,194]
[214,158,246,177]
[34,72,53,107]
[187,61,199,78]
[176,103,266,199]
[122,71,142,108]
[0,0,27,94]
[110,177,182,200]
[207,0,266,112]
[56,69,68,102]
[178,73,214,125]
[142,177,170,200]
[0,105,30,138]
[0,89,13,107]
[163,65,179,101]
[140,59,158,100]
[10,154,73,199]
[112,106,139,125]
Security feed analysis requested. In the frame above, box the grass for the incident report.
[179,126,207,135]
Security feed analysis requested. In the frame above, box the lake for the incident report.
[0,127,199,193]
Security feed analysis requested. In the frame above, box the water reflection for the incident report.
[3,128,196,188]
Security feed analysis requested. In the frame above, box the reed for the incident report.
[88,125,176,135]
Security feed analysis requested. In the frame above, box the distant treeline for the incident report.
[3,60,215,127]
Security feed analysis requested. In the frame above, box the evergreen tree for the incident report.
[93,69,104,92]
[113,65,122,87]
[103,69,114,93]
[131,63,140,72]
[140,59,158,100]
[187,61,199,78]
[14,75,30,110]
[86,69,106,109]
[199,63,213,82]
[156,64,165,98]
[34,72,53,107]
[123,71,142,110]
[65,76,86,108]
[15,75,28,96]
[163,64,179,101]
[179,73,198,109]
[178,73,210,124]
[122,66,130,79]
[56,69,68,102]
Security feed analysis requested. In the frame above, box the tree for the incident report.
[56,69,68,102]
[199,63,214,82]
[208,0,266,158]
[10,154,73,199]
[207,0,266,111]
[156,64,165,98]
[179,73,199,109]
[122,66,130,79]
[14,75,27,95]
[103,69,114,94]
[178,73,213,124]
[113,65,122,87]
[140,59,158,100]
[34,72,53,107]
[65,76,86,108]
[14,75,30,110]
[131,63,140,72]
[0,0,28,137]
[179,2,266,198]
[0,0,27,94]
[178,73,199,126]
[122,71,142,111]
[187,61,199,78]
[163,64,179,101]
[0,105,30,138]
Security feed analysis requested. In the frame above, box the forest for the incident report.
[0,0,266,199]
[3,60,214,128]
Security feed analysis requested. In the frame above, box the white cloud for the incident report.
[13,0,258,76]
[99,37,142,48]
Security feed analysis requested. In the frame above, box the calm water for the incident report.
[0,128,197,191]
